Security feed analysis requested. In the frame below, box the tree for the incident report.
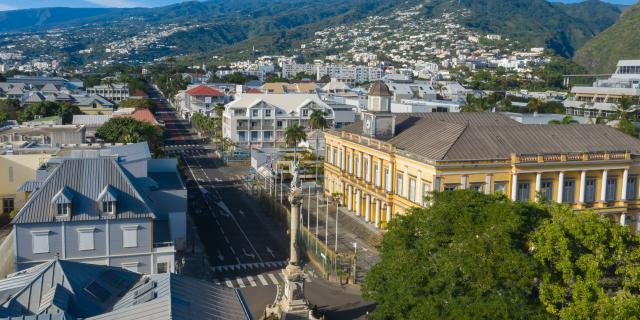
[320,74,331,83]
[96,117,163,155]
[284,123,306,161]
[190,112,215,137]
[531,205,640,319]
[460,94,477,112]
[613,96,638,121]
[0,99,21,121]
[527,98,544,113]
[363,191,549,319]
[19,101,81,124]
[309,109,327,184]
[548,116,578,125]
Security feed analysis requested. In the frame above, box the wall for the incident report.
[0,154,50,211]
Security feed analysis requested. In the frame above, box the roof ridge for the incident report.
[439,122,471,161]
[109,158,157,219]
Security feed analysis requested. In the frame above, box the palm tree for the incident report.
[613,96,638,121]
[285,123,307,163]
[527,98,543,113]
[460,94,477,112]
[309,110,327,184]
[548,116,579,125]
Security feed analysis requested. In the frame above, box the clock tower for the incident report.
[363,81,395,139]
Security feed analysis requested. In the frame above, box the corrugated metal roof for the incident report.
[337,112,640,161]
[12,158,155,224]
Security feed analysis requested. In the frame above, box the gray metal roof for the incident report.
[12,158,155,224]
[72,115,113,126]
[101,142,151,163]
[339,112,640,161]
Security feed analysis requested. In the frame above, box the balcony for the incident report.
[153,241,175,254]
[514,151,630,164]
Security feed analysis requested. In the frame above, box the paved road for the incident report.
[150,87,374,319]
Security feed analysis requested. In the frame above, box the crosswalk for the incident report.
[210,260,288,273]
[215,270,314,289]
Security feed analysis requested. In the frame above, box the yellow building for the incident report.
[323,82,640,231]
[0,153,51,215]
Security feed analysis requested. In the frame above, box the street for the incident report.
[150,86,374,319]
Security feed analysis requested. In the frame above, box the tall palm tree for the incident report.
[285,123,307,164]
[309,110,327,184]
[548,116,579,125]
[613,96,638,121]
[460,94,477,112]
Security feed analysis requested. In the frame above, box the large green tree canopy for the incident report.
[531,205,640,319]
[363,191,549,319]
[96,117,163,155]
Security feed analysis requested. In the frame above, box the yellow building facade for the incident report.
[0,153,51,215]
[324,112,640,231]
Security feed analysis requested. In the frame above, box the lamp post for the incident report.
[335,195,340,253]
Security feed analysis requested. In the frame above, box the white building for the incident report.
[222,93,339,147]
[86,83,129,103]
[564,60,640,118]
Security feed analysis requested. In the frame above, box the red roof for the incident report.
[131,89,148,97]
[186,85,224,97]
[245,88,263,94]
[115,108,159,125]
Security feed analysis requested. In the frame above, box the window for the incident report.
[422,181,431,207]
[469,183,483,192]
[374,163,381,187]
[563,180,575,204]
[32,231,50,254]
[494,182,506,194]
[277,121,283,128]
[517,182,530,201]
[264,131,272,141]
[541,181,553,202]
[384,167,391,191]
[606,177,618,201]
[332,148,337,165]
[585,178,597,202]
[251,109,258,117]
[2,198,14,214]
[627,176,637,200]
[408,178,417,202]
[265,110,271,117]
[348,152,353,174]
[157,262,169,274]
[122,225,139,248]
[57,203,71,216]
[78,228,95,251]
[303,109,309,116]
[444,184,458,191]
[102,201,115,214]
[364,157,370,182]
[251,131,259,141]
[238,131,246,142]
[356,155,361,178]
[396,172,404,196]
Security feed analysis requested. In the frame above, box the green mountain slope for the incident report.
[574,3,640,73]
[420,0,621,57]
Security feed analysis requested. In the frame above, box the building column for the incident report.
[386,163,393,193]
[365,195,371,222]
[601,170,608,203]
[367,155,373,183]
[579,170,586,204]
[375,200,381,228]
[341,146,346,171]
[557,172,565,203]
[403,169,409,198]
[460,175,467,190]
[386,204,392,224]
[622,168,629,201]
[355,190,361,216]
[511,173,518,201]
[484,174,492,194]
[347,185,353,211]
[620,213,627,226]
[535,172,542,202]
[376,159,382,187]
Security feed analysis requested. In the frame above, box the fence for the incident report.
[253,177,357,284]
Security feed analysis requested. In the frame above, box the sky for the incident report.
[0,0,636,11]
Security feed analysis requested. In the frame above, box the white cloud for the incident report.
[84,0,146,8]
[0,4,15,11]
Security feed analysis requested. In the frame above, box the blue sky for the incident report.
[0,0,636,11]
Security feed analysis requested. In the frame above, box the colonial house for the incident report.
[182,85,226,119]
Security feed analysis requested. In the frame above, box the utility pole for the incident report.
[335,196,339,253]
[315,187,319,254]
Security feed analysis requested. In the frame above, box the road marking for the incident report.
[266,247,276,259]
[236,277,246,288]
[242,248,256,259]
[246,276,257,287]
[217,250,224,262]
[224,278,233,288]
[278,272,286,281]
[268,273,279,285]
[257,274,269,286]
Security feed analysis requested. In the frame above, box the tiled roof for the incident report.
[130,90,148,97]
[186,85,224,97]
[114,108,159,125]
[338,112,640,161]
[368,81,391,96]
[12,158,155,224]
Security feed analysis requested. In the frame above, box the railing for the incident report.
[543,154,562,162]
[566,153,583,161]
[515,151,629,163]
[588,153,606,160]
[519,154,538,163]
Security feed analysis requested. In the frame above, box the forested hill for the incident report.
[574,2,640,73]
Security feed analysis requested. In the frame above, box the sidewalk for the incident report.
[299,191,382,284]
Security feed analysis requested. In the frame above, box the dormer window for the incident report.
[51,187,74,218]
[57,203,71,216]
[98,185,118,215]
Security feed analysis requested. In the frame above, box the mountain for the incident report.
[420,0,622,57]
[573,2,640,72]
